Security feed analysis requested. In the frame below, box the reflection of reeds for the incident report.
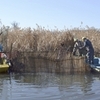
[14,52,90,73]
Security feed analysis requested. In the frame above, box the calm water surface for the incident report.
[0,73,100,100]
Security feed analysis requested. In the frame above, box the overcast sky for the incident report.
[0,0,100,30]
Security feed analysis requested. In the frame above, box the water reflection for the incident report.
[0,73,100,100]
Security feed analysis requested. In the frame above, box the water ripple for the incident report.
[0,73,100,100]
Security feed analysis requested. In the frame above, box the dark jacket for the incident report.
[0,44,3,51]
[83,39,94,53]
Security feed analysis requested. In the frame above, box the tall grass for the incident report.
[0,26,73,53]
[0,25,100,54]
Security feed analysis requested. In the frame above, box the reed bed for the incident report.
[0,25,100,59]
[0,25,98,73]
[0,26,74,59]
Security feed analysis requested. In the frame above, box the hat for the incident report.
[74,38,78,42]
[82,37,86,40]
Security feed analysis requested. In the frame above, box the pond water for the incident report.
[0,73,100,100]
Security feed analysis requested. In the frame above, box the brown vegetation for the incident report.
[0,24,100,57]
[0,25,74,52]
[0,24,99,73]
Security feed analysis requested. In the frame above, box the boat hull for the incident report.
[91,66,100,73]
[0,64,9,73]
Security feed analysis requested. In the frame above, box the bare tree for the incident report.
[11,21,19,29]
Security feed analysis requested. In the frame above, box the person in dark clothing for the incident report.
[8,60,14,73]
[72,39,87,56]
[0,44,3,52]
[81,37,94,64]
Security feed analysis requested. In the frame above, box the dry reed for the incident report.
[0,25,100,58]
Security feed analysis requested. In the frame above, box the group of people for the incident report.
[72,37,94,64]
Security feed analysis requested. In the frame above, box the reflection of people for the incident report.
[81,74,93,94]
[81,37,94,64]
[72,39,87,56]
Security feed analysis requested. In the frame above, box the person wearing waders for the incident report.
[81,37,94,64]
